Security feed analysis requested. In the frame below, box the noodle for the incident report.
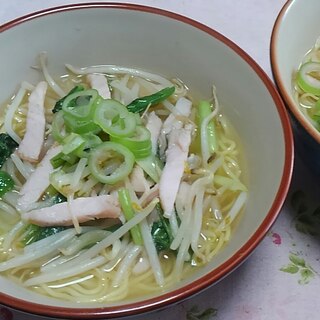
[0,54,247,303]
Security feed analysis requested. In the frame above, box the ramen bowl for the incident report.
[0,3,293,319]
[271,0,320,170]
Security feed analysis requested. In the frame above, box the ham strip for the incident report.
[159,125,192,218]
[18,81,47,162]
[22,195,120,227]
[146,111,162,155]
[87,74,111,99]
[17,145,62,212]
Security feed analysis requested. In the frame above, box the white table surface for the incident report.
[1,1,320,320]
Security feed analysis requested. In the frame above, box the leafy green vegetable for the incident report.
[151,203,173,252]
[42,185,67,204]
[127,86,175,114]
[52,193,67,204]
[22,224,66,246]
[52,85,84,113]
[0,133,18,168]
[0,171,14,196]
[21,190,67,246]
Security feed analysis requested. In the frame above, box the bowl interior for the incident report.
[0,4,292,316]
[271,0,320,142]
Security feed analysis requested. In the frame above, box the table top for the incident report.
[1,1,319,320]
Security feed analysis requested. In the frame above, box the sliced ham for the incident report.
[159,125,192,218]
[17,145,62,212]
[146,111,162,155]
[162,97,192,133]
[18,81,47,162]
[130,165,149,193]
[158,97,192,161]
[22,195,120,227]
[87,74,111,99]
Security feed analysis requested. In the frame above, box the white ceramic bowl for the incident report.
[271,0,320,166]
[0,3,293,319]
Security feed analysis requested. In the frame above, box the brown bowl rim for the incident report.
[270,0,320,144]
[0,2,294,319]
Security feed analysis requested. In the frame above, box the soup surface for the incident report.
[0,53,247,302]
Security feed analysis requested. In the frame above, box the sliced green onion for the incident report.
[50,152,79,169]
[75,133,102,158]
[62,154,78,165]
[50,153,66,169]
[61,133,86,155]
[297,62,320,95]
[133,113,143,126]
[127,86,175,114]
[94,99,136,138]
[52,85,85,114]
[61,89,102,134]
[51,111,67,143]
[311,99,320,123]
[198,100,217,153]
[118,188,143,245]
[63,114,101,134]
[111,126,152,158]
[62,89,100,119]
[49,170,72,197]
[88,142,135,184]
[50,133,85,168]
